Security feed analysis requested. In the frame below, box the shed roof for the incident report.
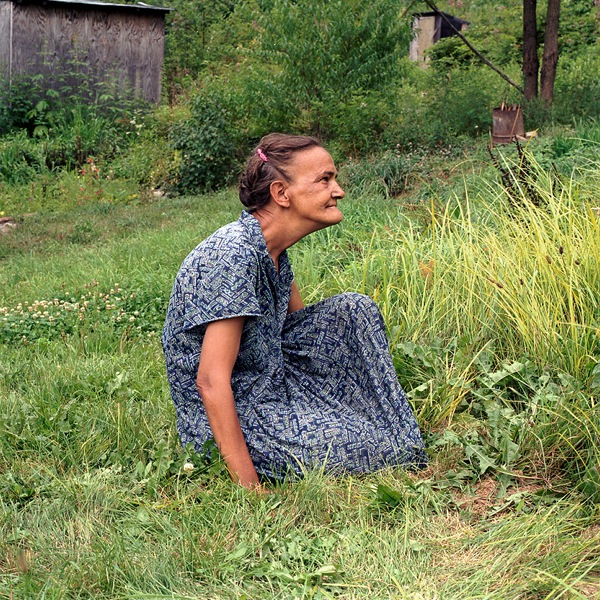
[4,0,171,15]
[412,11,469,25]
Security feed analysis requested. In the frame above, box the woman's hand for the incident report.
[197,317,260,490]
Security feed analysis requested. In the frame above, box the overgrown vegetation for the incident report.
[1,0,599,597]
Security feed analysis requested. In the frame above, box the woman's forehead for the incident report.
[290,147,335,174]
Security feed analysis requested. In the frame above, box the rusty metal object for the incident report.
[492,104,524,145]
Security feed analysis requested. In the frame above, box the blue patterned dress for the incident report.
[162,211,426,478]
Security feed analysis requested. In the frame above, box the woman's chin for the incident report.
[327,207,343,223]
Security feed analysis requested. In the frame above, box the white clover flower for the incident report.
[183,462,195,473]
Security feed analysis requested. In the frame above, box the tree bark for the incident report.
[522,0,539,100]
[540,0,560,103]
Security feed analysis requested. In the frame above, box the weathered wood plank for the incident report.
[0,2,12,75]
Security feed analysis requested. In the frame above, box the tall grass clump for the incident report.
[304,151,600,375]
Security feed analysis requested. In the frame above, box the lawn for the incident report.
[1,138,599,598]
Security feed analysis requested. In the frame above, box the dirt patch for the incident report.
[576,579,600,599]
[452,476,549,519]
[453,477,500,517]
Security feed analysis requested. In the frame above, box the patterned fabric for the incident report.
[162,211,426,478]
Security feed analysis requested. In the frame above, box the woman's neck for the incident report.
[252,207,304,269]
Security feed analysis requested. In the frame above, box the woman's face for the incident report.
[282,146,345,232]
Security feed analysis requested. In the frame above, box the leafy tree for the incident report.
[257,0,411,137]
[162,0,238,101]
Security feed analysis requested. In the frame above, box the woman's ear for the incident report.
[269,180,290,208]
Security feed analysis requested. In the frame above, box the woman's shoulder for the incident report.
[183,217,257,268]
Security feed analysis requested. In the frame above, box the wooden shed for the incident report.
[409,11,469,66]
[0,0,170,103]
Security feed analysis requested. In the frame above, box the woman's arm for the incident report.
[288,280,305,313]
[196,317,260,490]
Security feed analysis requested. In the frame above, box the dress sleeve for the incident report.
[180,242,263,332]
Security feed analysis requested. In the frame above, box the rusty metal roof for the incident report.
[6,0,171,14]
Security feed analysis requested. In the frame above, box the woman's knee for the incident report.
[330,292,381,319]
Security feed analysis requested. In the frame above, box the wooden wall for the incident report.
[409,15,440,64]
[1,1,166,103]
[0,2,11,74]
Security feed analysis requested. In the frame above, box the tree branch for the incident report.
[422,0,524,96]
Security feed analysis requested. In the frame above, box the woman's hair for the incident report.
[239,133,322,211]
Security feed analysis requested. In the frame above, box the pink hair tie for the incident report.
[257,148,268,162]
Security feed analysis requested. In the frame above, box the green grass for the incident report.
[1,136,599,598]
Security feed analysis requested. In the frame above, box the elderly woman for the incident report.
[162,133,426,489]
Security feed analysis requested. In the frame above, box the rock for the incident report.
[0,217,17,235]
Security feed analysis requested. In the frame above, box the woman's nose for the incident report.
[333,181,345,199]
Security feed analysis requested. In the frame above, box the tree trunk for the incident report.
[540,0,560,104]
[522,0,539,100]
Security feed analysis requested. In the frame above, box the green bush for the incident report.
[169,89,242,194]
[527,118,600,176]
[341,150,426,197]
[0,130,47,185]
[553,46,600,124]
[324,88,400,157]
[0,73,43,135]
[110,136,174,189]
[162,0,239,100]
[108,107,182,189]
[427,36,477,71]
[426,64,521,138]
